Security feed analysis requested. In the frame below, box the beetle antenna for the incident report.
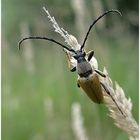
[18,36,76,54]
[81,9,122,50]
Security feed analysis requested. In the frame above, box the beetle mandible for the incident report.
[18,8,122,109]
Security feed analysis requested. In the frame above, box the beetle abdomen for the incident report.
[78,73,103,104]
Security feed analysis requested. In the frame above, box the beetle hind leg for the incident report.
[100,82,126,117]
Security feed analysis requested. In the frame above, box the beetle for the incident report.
[18,9,124,114]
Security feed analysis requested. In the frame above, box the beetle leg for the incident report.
[71,67,76,72]
[87,50,94,61]
[100,82,126,117]
[63,49,77,72]
[77,82,80,88]
[95,69,106,77]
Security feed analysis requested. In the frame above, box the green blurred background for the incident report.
[2,0,138,140]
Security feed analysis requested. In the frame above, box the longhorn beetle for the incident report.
[18,8,124,116]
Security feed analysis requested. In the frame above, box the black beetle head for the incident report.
[73,50,86,63]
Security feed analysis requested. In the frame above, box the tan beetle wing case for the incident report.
[78,73,103,104]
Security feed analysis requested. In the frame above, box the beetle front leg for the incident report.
[95,69,106,77]
[63,49,77,72]
[87,50,94,61]
[70,67,76,72]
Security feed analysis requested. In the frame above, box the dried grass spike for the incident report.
[102,68,139,139]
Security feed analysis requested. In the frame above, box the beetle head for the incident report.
[73,50,86,63]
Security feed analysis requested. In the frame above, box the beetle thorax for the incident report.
[73,50,93,77]
[77,60,93,77]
